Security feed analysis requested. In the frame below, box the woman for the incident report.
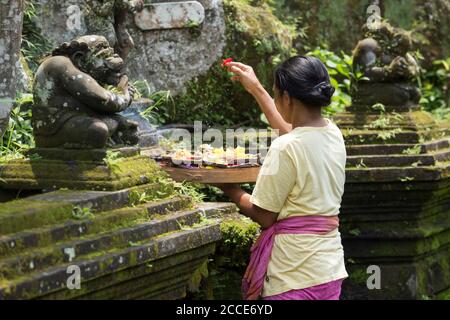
[216,56,348,300]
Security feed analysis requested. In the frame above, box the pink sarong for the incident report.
[263,279,343,300]
[242,215,340,300]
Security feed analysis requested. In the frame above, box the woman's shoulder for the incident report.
[270,131,299,150]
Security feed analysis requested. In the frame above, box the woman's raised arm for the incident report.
[227,62,292,135]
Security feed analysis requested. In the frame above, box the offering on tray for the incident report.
[167,145,259,169]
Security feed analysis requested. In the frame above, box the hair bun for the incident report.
[314,81,335,99]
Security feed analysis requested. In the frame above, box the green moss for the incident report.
[187,259,209,293]
[435,287,450,300]
[0,155,167,191]
[216,215,260,268]
[0,199,74,235]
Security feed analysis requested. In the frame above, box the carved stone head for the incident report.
[362,21,413,57]
[52,35,124,86]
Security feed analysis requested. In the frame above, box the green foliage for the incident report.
[306,48,358,116]
[173,182,206,204]
[377,128,403,141]
[418,58,450,120]
[403,145,422,155]
[103,151,122,170]
[218,216,260,268]
[21,0,52,73]
[366,104,404,130]
[129,176,175,206]
[0,94,35,161]
[71,206,95,220]
[128,175,204,206]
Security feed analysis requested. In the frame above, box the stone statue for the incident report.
[352,21,421,108]
[32,35,139,149]
[84,0,144,59]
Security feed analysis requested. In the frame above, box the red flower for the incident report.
[221,58,233,68]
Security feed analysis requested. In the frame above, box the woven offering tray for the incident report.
[159,163,260,184]
[152,145,261,183]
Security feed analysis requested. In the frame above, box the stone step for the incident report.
[72,255,207,300]
[0,207,205,279]
[342,229,450,259]
[346,163,450,183]
[0,222,222,299]
[346,148,450,168]
[333,110,437,126]
[39,246,212,300]
[0,184,167,235]
[343,129,420,145]
[0,155,162,191]
[0,196,191,258]
[346,138,450,156]
[0,202,234,279]
[344,127,449,145]
[341,210,450,240]
[24,147,140,162]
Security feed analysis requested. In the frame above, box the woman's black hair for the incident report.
[274,56,336,108]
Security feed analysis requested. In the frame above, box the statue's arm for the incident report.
[58,63,132,113]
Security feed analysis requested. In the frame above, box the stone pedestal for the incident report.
[333,107,450,299]
[0,147,161,191]
[0,146,239,299]
[0,183,237,299]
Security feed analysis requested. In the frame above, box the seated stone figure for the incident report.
[32,35,139,149]
[352,21,421,107]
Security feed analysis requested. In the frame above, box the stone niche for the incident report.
[31,0,226,95]
[334,22,450,300]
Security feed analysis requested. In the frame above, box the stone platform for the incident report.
[0,147,161,191]
[0,184,236,299]
[333,109,450,299]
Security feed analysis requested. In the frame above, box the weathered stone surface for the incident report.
[32,35,139,149]
[25,146,140,162]
[0,154,162,191]
[31,0,226,95]
[0,0,24,137]
[135,1,206,31]
[341,180,450,300]
[0,186,236,300]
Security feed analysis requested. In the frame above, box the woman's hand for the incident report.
[225,60,292,135]
[226,62,264,96]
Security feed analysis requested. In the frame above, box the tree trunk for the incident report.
[0,0,25,137]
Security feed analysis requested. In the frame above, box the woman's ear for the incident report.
[283,91,292,107]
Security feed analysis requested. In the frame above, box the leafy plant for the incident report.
[377,128,403,141]
[21,0,53,73]
[0,94,35,161]
[403,145,422,155]
[218,216,260,268]
[417,58,450,120]
[72,206,95,220]
[174,182,206,204]
[140,90,173,124]
[103,151,122,169]
[306,48,362,116]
